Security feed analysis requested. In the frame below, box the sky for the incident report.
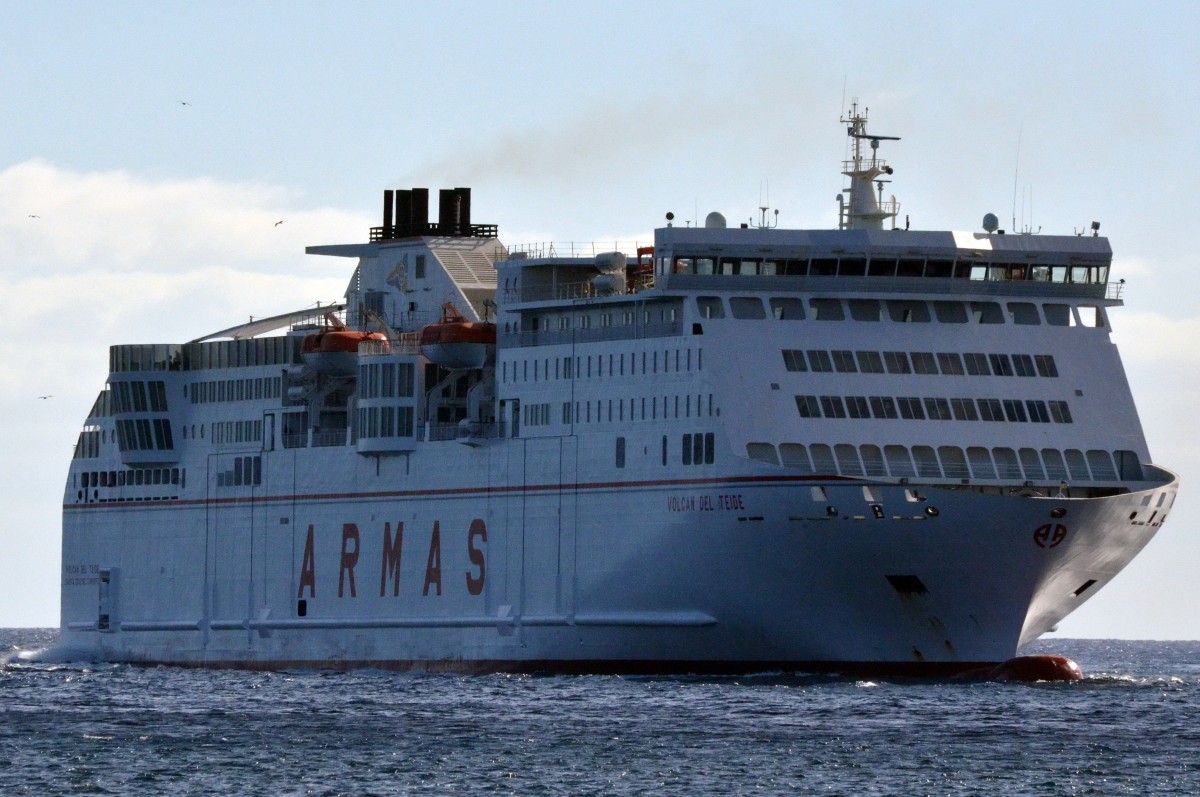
[1,1,1198,638]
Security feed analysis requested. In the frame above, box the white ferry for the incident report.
[59,106,1178,675]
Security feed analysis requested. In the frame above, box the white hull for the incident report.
[60,435,1176,673]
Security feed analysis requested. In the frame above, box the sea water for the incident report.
[2,630,1197,795]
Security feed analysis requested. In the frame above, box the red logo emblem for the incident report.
[1033,523,1067,548]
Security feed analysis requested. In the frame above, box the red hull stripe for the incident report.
[65,472,851,511]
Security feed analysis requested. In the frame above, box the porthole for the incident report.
[826,506,839,517]
[925,506,939,517]
[1050,507,1067,519]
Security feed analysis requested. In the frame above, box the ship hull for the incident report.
[58,439,1176,674]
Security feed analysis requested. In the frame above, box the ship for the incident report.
[59,104,1178,675]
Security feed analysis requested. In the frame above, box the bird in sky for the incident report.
[179,100,190,106]
[38,395,52,399]
[275,220,285,227]
[28,214,40,218]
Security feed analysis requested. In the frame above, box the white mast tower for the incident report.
[839,102,901,230]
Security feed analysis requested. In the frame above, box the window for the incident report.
[795,395,821,418]
[978,398,1005,422]
[970,301,1004,324]
[897,397,925,420]
[730,297,766,319]
[989,354,1015,376]
[869,396,898,419]
[770,298,805,320]
[848,299,881,321]
[933,301,968,323]
[1002,399,1028,422]
[1026,400,1051,423]
[964,353,991,375]
[888,300,930,323]
[856,351,884,373]
[939,446,970,479]
[810,298,845,321]
[924,397,952,420]
[1035,355,1059,377]
[820,396,847,418]
[697,296,725,318]
[1012,354,1036,377]
[782,350,807,372]
[1008,302,1041,325]
[807,350,833,372]
[1019,448,1046,480]
[832,350,857,372]
[937,352,965,375]
[910,352,938,374]
[1049,401,1073,423]
[846,396,871,418]
[883,351,912,374]
[1042,449,1068,480]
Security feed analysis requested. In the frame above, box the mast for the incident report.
[839,102,901,231]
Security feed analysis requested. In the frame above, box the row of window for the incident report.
[512,305,680,334]
[697,295,1103,328]
[612,432,716,469]
[78,467,184,489]
[682,432,716,466]
[795,394,1073,424]
[212,419,264,445]
[555,393,717,427]
[359,362,417,399]
[746,442,1142,483]
[188,376,282,404]
[783,349,1058,378]
[670,254,1108,285]
[110,336,296,373]
[115,418,174,452]
[502,347,703,384]
[357,406,416,439]
[524,403,552,427]
[216,456,261,488]
[111,380,168,414]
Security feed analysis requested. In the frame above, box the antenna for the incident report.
[1011,128,1022,232]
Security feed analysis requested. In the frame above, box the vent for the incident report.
[1073,579,1098,597]
[886,574,928,595]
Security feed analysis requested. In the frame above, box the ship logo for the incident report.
[1033,523,1068,549]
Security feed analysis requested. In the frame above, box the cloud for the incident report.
[1111,311,1200,365]
[0,159,369,275]
[0,160,372,402]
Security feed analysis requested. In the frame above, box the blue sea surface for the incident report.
[1,630,1198,795]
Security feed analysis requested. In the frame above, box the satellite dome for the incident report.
[982,212,999,233]
[705,211,727,229]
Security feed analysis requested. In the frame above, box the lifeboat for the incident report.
[419,304,496,370]
[301,314,389,375]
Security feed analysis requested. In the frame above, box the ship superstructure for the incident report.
[59,106,1177,674]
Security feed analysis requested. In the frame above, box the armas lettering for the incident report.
[295,519,486,603]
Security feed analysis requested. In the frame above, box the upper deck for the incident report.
[497,224,1119,311]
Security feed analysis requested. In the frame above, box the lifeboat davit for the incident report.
[301,316,389,375]
[419,303,496,370]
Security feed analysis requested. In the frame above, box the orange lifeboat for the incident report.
[301,314,389,374]
[419,304,496,370]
